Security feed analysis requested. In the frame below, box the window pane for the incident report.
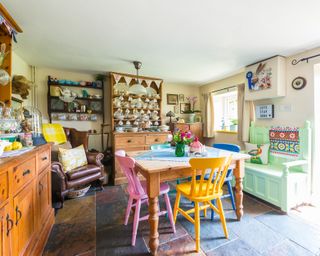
[213,90,238,132]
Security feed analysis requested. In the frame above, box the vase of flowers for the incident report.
[173,130,193,157]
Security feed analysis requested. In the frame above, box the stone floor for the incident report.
[44,184,320,256]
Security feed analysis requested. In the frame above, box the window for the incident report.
[213,89,238,132]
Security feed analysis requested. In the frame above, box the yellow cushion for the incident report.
[58,145,88,173]
[42,123,67,144]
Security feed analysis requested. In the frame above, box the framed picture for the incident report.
[167,94,178,105]
[180,103,191,114]
[179,94,184,102]
[174,104,180,114]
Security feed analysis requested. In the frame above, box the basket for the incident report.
[67,184,91,199]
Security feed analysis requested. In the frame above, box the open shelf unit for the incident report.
[110,72,163,131]
[47,76,105,122]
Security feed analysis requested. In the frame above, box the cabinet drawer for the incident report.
[13,157,36,193]
[0,172,8,204]
[175,124,190,132]
[145,135,168,145]
[38,149,50,172]
[115,136,145,147]
[115,146,145,152]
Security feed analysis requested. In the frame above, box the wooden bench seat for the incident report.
[243,121,311,212]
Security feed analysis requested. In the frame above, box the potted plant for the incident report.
[230,119,238,131]
[173,129,194,157]
[183,96,201,123]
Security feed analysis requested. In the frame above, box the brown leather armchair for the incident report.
[51,127,105,208]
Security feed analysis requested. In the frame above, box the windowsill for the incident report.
[215,130,238,134]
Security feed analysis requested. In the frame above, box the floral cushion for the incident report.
[245,143,270,165]
[58,145,87,172]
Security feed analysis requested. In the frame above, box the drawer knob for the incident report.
[42,156,48,161]
[23,169,31,176]
[127,139,132,143]
[155,138,159,142]
[6,214,13,236]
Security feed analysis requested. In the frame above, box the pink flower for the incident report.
[181,132,186,139]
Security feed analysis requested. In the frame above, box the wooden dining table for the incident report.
[127,148,250,255]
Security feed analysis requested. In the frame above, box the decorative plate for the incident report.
[292,76,306,90]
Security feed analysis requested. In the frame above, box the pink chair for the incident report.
[115,150,176,246]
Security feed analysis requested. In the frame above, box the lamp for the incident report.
[166,111,175,123]
[128,61,147,95]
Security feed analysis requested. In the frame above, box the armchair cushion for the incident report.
[66,164,101,180]
[51,141,72,161]
[58,145,88,172]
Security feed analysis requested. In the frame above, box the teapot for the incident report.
[60,88,72,97]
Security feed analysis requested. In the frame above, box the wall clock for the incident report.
[292,76,306,90]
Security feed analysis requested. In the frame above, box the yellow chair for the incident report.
[173,156,232,252]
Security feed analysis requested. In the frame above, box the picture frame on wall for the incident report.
[174,104,180,114]
[167,94,178,105]
[180,103,191,114]
[179,94,184,102]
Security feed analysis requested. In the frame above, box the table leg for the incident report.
[148,196,159,255]
[147,173,160,255]
[234,159,245,220]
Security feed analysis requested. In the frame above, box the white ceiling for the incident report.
[3,0,320,85]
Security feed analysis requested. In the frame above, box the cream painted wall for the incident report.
[161,83,200,123]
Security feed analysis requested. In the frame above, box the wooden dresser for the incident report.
[113,132,170,185]
[174,122,203,142]
[0,144,54,256]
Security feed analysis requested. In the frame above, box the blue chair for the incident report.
[205,143,240,220]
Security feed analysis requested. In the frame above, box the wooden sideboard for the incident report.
[0,144,54,256]
[174,122,203,142]
[113,132,170,185]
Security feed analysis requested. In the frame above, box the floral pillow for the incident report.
[245,143,270,165]
[58,145,88,172]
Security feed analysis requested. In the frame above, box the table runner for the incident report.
[134,147,231,162]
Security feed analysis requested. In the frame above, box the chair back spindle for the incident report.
[189,157,232,198]
[115,150,145,196]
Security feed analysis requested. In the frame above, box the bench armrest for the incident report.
[282,160,308,169]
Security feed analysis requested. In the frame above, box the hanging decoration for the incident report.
[154,80,162,89]
[0,15,18,42]
[113,73,122,84]
[145,79,152,88]
[124,76,132,85]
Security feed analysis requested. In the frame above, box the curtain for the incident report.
[237,84,255,142]
[203,93,215,138]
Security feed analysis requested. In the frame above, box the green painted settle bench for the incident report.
[243,121,311,212]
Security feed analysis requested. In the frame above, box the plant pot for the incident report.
[230,125,238,131]
[187,113,196,123]
[175,142,186,157]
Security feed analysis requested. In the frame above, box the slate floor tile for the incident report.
[256,211,320,254]
[157,234,205,256]
[228,217,285,254]
[96,225,149,256]
[44,220,96,256]
[206,238,261,256]
[262,239,314,256]
[178,215,238,253]
[140,218,188,246]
